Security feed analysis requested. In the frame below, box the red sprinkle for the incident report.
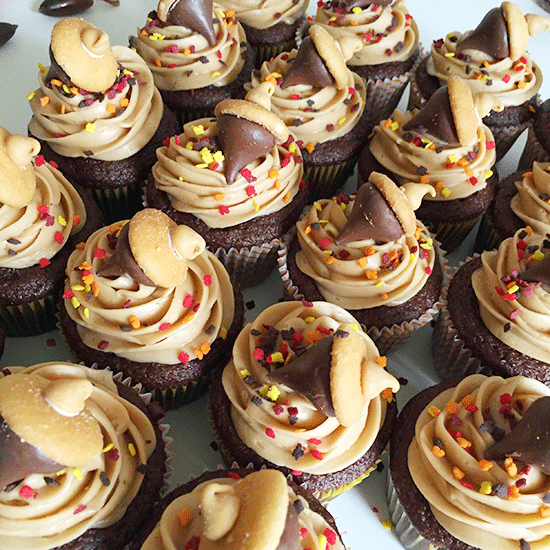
[324,528,338,545]
[49,160,58,169]
[73,504,87,514]
[62,290,75,299]
[219,205,230,215]
[265,428,276,439]
[500,393,513,404]
[19,485,36,499]
[308,438,322,445]
[178,351,190,365]
[486,141,496,150]
[227,471,241,479]
[319,237,331,248]
[300,527,309,540]
[159,323,171,331]
[310,449,323,460]
[253,348,265,361]
[245,185,256,196]
[54,231,64,244]
[35,155,46,167]
[185,536,200,550]
[183,294,194,309]
[203,274,212,286]
[460,480,474,489]
[98,340,109,350]
[94,248,106,259]
[39,258,51,268]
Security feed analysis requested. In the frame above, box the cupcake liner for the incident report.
[407,53,426,111]
[253,40,298,70]
[0,293,59,337]
[420,214,481,254]
[518,124,550,171]
[90,179,146,225]
[431,258,486,380]
[149,372,214,410]
[487,119,531,163]
[473,209,502,254]
[303,157,357,200]
[178,108,216,127]
[213,239,282,288]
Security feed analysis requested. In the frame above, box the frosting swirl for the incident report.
[369,109,496,200]
[131,9,247,92]
[151,118,303,228]
[313,0,419,66]
[410,374,550,550]
[0,159,86,268]
[0,362,157,550]
[28,47,163,162]
[510,162,550,236]
[472,230,550,364]
[295,195,436,309]
[222,301,399,475]
[246,50,365,146]
[215,0,308,29]
[63,221,235,364]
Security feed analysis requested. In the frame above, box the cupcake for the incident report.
[215,0,309,68]
[146,82,308,287]
[246,24,368,198]
[209,300,400,500]
[389,373,550,550]
[359,75,502,252]
[28,18,180,224]
[59,208,244,409]
[475,162,550,253]
[130,468,346,550]
[0,361,168,550]
[280,172,444,354]
[519,99,550,170]
[409,2,550,160]
[433,229,550,386]
[312,0,420,131]
[130,0,255,124]
[0,127,102,337]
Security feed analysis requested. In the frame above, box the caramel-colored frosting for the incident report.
[215,0,308,29]
[140,473,345,550]
[369,109,496,201]
[63,221,235,364]
[28,47,163,162]
[246,50,365,147]
[222,301,399,474]
[510,162,550,236]
[0,159,86,269]
[0,362,157,550]
[313,0,419,66]
[131,8,247,92]
[472,231,550,364]
[151,118,303,228]
[427,31,542,108]
[409,374,550,550]
[295,195,436,309]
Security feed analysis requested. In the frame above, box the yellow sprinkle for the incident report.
[240,369,250,379]
[72,468,82,481]
[390,121,399,131]
[382,520,392,531]
[288,142,297,153]
[350,323,359,332]
[374,281,385,288]
[252,200,259,212]
[27,91,36,101]
[213,150,224,162]
[427,406,440,417]
[211,71,221,78]
[337,117,346,126]
[185,142,193,149]
[178,507,193,526]
[83,308,89,319]
[149,32,165,40]
[196,163,208,169]
[485,169,493,180]
[479,481,492,495]
[314,201,322,211]
[409,253,416,264]
[319,534,327,550]
[352,6,362,13]
[71,296,80,309]
[220,327,227,339]
[85,122,95,133]
[444,52,455,58]
[38,63,48,75]
[102,443,114,453]
[62,84,71,94]
[128,443,136,456]
[304,316,315,324]
[442,187,451,198]
[71,284,85,292]
[192,125,205,136]
[56,469,66,476]
[448,154,458,163]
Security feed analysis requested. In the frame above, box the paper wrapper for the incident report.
[518,124,550,172]
[473,209,502,254]
[487,119,531,163]
[277,229,446,356]
[90,178,146,226]
[421,214,482,254]
[303,157,357,200]
[0,292,59,337]
[148,373,214,410]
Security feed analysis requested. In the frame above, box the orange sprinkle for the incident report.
[50,79,63,87]
[305,142,315,153]
[539,506,550,518]
[91,281,100,297]
[365,269,377,280]
[478,460,493,471]
[326,256,337,264]
[214,193,225,201]
[108,224,121,234]
[525,225,533,236]
[446,401,459,414]
[73,215,81,226]
[483,60,490,68]
[183,48,191,56]
[358,257,369,268]
[364,246,375,256]
[268,169,279,179]
[461,395,476,408]
[274,179,280,190]
[384,118,393,127]
[181,311,195,324]
[154,58,162,67]
[375,356,387,367]
[119,98,129,107]
[305,330,324,344]
[70,87,79,95]
[140,28,148,36]
[464,167,474,178]
[457,157,469,167]
[129,315,141,329]
[414,227,422,240]
[60,104,66,115]
[226,9,235,17]
[420,174,430,184]
[452,467,465,480]
[382,293,388,299]
[381,388,393,401]
[79,261,93,271]
[350,20,359,26]
[265,74,277,85]
[522,171,534,178]
[284,191,290,204]
[432,446,445,458]
[178,507,193,526]
[40,96,50,107]
[75,242,85,250]
[106,104,117,114]
[389,250,399,261]
[435,180,444,189]
[82,273,94,286]
[505,457,517,478]
[194,348,204,360]
[508,485,520,500]
[304,225,312,235]
[517,81,527,89]
[457,437,471,449]
[200,342,211,356]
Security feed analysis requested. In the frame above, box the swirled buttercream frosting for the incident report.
[216,0,308,30]
[313,0,419,66]
[131,8,247,92]
[28,47,164,162]
[0,362,157,550]
[63,219,235,364]
[222,301,399,475]
[409,373,550,550]
[472,230,550,364]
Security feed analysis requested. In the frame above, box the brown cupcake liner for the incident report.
[148,373,214,410]
[407,53,426,111]
[178,108,216,126]
[421,214,481,254]
[303,157,357,200]
[488,119,531,163]
[90,179,146,225]
[473,208,502,254]
[0,293,59,337]
[518,124,550,172]
[253,39,298,69]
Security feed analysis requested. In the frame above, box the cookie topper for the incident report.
[156,0,216,46]
[0,127,40,209]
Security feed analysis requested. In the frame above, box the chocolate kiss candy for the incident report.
[403,85,459,146]
[166,0,216,46]
[281,36,335,90]
[456,7,510,60]
[266,335,335,417]
[484,396,550,474]
[217,114,276,185]
[46,45,74,88]
[97,223,156,286]
[519,252,550,286]
[334,181,404,245]
[331,0,392,9]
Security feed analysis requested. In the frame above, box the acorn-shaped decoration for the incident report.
[334,172,435,246]
[0,127,40,209]
[456,2,550,61]
[0,372,103,490]
[281,24,362,90]
[157,0,216,46]
[215,82,289,185]
[485,396,550,474]
[98,209,206,288]
[46,18,118,93]
[519,249,550,286]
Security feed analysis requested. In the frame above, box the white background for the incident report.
[0,0,549,548]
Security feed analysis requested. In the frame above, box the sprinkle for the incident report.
[74,504,87,514]
[375,356,387,367]
[265,428,276,439]
[427,406,440,417]
[505,457,518,478]
[219,205,230,215]
[305,142,315,153]
[72,467,82,480]
[19,485,36,499]
[382,520,392,531]
[85,122,95,133]
[178,507,193,526]
[478,460,493,471]
[129,315,141,330]
[310,449,323,461]
[203,274,212,286]
[128,443,136,456]
[39,258,51,268]
[539,505,550,518]
[479,481,492,495]
[178,351,190,365]
[98,340,109,350]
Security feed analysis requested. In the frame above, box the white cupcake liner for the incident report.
[518,124,550,171]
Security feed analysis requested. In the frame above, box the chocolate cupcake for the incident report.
[130,468,346,550]
[433,229,550,386]
[519,98,550,170]
[146,82,308,287]
[409,2,550,161]
[28,18,180,224]
[389,373,550,550]
[246,24,368,199]
[209,300,400,500]
[312,0,420,132]
[359,75,501,252]
[60,208,244,409]
[0,127,102,337]
[130,0,255,124]
[475,162,550,253]
[0,361,168,550]
[279,172,444,354]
